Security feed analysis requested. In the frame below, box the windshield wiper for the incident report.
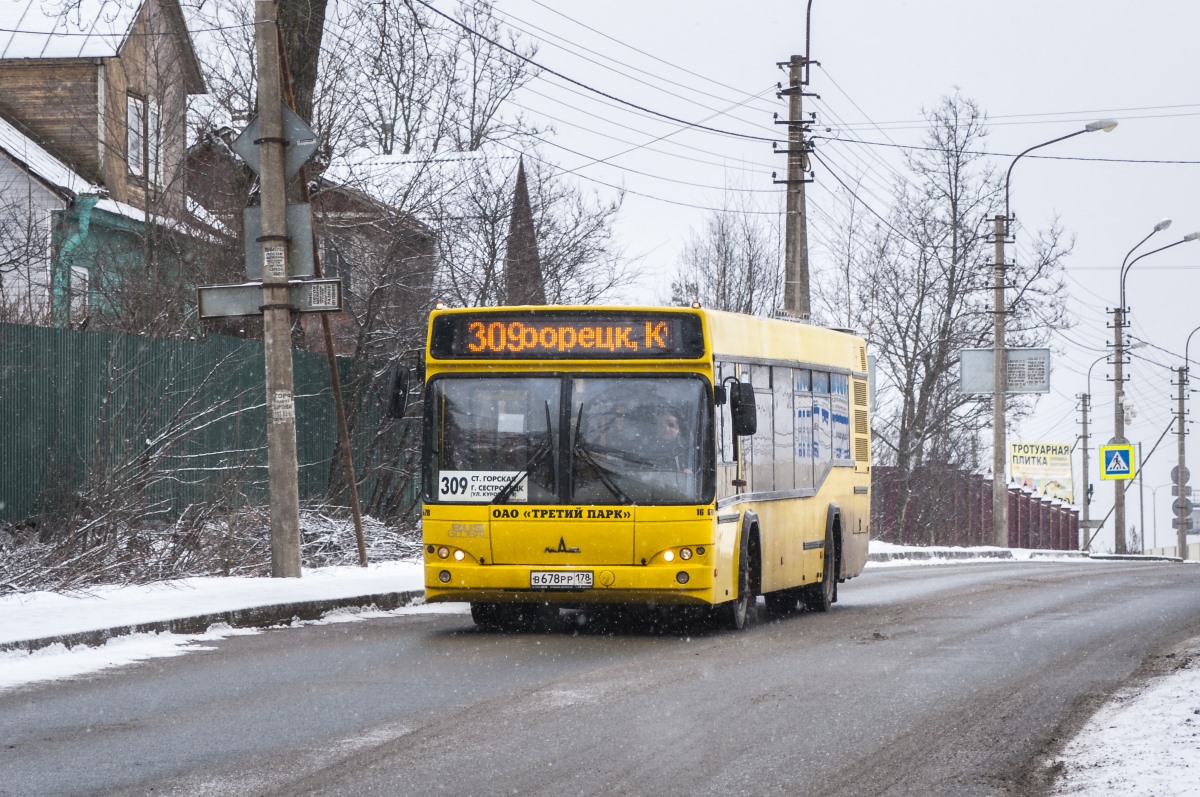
[492,402,556,504]
[571,402,632,504]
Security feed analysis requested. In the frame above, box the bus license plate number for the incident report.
[530,571,593,590]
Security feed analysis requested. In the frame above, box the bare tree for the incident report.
[431,154,628,307]
[667,189,784,315]
[817,93,1071,543]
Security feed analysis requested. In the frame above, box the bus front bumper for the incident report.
[423,562,718,606]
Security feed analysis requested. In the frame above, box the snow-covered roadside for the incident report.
[1049,642,1200,796]
[1,549,1197,795]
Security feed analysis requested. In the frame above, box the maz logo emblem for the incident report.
[545,537,581,554]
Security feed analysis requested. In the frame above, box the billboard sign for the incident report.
[1009,441,1073,502]
[959,348,1051,394]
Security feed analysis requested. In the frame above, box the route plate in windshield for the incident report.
[530,571,593,590]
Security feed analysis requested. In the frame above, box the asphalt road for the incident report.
[2,561,1197,797]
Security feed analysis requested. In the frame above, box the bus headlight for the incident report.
[437,546,450,559]
[438,570,452,583]
[680,548,693,560]
[454,549,466,561]
[663,550,675,562]
[676,572,690,585]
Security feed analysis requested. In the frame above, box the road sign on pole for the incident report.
[243,204,314,279]
[197,279,342,319]
[230,104,320,180]
[1099,444,1136,481]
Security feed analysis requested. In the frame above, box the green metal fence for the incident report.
[0,323,355,523]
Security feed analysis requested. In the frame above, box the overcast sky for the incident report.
[477,0,1200,551]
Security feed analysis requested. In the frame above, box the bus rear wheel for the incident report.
[801,526,837,612]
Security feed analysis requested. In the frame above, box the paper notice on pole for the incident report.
[263,243,287,280]
[271,389,295,423]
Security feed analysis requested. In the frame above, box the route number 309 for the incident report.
[440,476,469,496]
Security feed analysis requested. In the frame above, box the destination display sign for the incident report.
[429,311,705,359]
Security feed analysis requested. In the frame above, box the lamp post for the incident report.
[993,119,1118,547]
[1150,483,1175,550]
[1113,227,1200,553]
[1176,324,1200,559]
[1078,353,1109,549]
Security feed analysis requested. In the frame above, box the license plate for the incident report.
[530,570,593,590]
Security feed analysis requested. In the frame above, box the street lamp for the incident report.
[1112,227,1200,553]
[993,119,1118,547]
[1150,483,1175,550]
[1078,353,1109,548]
[1175,323,1200,559]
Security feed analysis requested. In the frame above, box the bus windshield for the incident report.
[425,374,713,505]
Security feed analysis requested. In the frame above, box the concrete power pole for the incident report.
[777,54,813,318]
[992,214,1008,547]
[1079,391,1090,550]
[1111,301,1129,555]
[255,0,302,577]
[1176,367,1189,559]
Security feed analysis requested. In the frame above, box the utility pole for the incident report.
[775,54,813,318]
[1079,391,1090,549]
[255,0,302,577]
[1110,300,1129,555]
[1176,366,1189,559]
[992,214,1008,547]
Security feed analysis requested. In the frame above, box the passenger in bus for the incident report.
[650,411,693,474]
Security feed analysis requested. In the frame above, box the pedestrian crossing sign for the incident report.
[1100,444,1136,481]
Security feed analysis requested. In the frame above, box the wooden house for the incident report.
[0,0,214,328]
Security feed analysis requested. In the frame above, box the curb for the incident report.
[867,549,1017,563]
[0,590,425,655]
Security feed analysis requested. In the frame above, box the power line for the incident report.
[409,0,777,144]
[813,133,1200,166]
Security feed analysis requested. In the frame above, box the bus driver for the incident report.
[651,411,692,474]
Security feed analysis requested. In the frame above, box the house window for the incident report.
[127,95,165,187]
[127,95,144,177]
[69,266,89,323]
[147,98,163,187]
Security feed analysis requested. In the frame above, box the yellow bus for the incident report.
[413,304,871,630]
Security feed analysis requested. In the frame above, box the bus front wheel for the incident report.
[716,531,755,630]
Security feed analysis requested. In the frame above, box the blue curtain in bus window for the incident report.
[831,373,851,461]
[812,371,832,484]
[773,367,794,490]
[794,370,813,490]
[751,365,773,493]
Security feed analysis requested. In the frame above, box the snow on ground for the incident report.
[0,548,1197,795]
[1050,647,1200,797]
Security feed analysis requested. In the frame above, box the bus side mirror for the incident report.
[387,366,412,418]
[730,382,756,436]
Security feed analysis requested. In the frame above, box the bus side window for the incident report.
[812,370,832,481]
[773,367,794,491]
[795,370,813,490]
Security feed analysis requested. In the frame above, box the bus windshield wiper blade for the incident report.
[571,402,632,504]
[492,402,555,504]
